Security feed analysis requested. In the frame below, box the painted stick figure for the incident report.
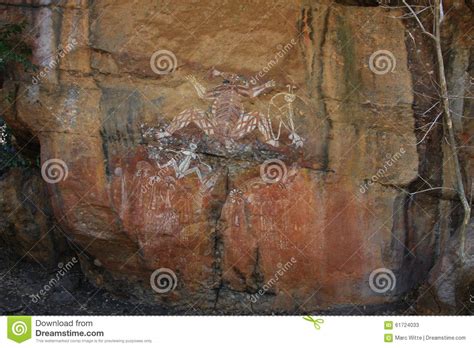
[157,143,211,182]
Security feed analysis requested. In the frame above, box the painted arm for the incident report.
[185,75,214,100]
[242,80,276,98]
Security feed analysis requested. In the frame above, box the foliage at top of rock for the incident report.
[0,21,35,78]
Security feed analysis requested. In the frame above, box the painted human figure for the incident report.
[157,143,211,182]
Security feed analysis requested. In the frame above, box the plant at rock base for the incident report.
[0,119,32,173]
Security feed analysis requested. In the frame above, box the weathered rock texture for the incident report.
[0,168,71,267]
[0,0,472,313]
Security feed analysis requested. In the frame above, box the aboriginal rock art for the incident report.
[157,69,303,147]
[267,85,305,148]
[224,162,300,235]
[141,69,306,186]
[142,141,214,185]
[115,159,214,238]
[112,72,309,245]
[155,143,212,183]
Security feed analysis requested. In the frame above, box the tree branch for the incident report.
[432,0,471,262]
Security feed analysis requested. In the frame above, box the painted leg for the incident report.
[160,108,210,138]
[255,112,279,147]
[232,112,257,139]
[180,167,205,182]
[289,132,304,148]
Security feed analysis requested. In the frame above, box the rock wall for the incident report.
[0,0,472,313]
[0,168,71,267]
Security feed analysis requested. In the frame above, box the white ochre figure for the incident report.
[157,143,211,183]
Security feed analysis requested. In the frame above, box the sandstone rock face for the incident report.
[0,0,472,313]
[416,219,474,314]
